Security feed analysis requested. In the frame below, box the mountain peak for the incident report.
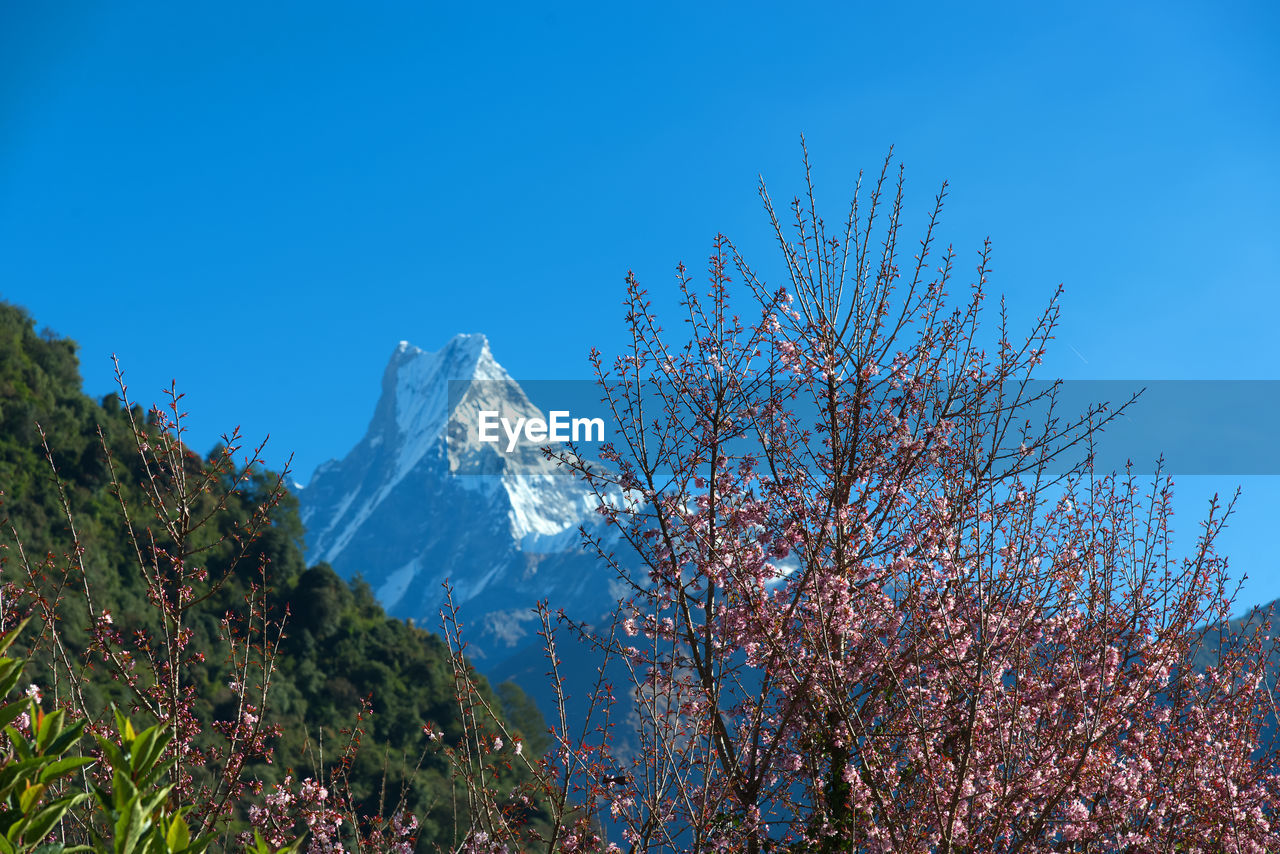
[300,334,616,660]
[391,332,487,361]
[384,333,508,440]
[444,331,489,352]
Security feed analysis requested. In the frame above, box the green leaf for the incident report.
[4,727,31,761]
[149,758,177,789]
[251,829,303,854]
[0,618,31,657]
[184,835,215,854]
[38,756,95,784]
[112,707,135,745]
[0,661,24,700]
[113,795,147,854]
[164,814,189,853]
[18,782,46,815]
[43,719,87,758]
[248,830,270,854]
[138,784,174,821]
[21,793,88,847]
[34,708,65,751]
[111,772,139,814]
[0,757,45,800]
[0,700,30,732]
[129,726,169,783]
[89,781,113,813]
[94,736,127,775]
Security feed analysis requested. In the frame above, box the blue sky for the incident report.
[2,3,1278,607]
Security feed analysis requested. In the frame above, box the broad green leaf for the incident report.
[34,708,65,751]
[44,719,87,758]
[139,784,174,819]
[21,793,88,847]
[18,782,46,815]
[111,772,139,814]
[164,813,189,852]
[0,660,23,699]
[94,736,126,775]
[89,781,113,813]
[0,699,30,732]
[4,726,31,761]
[249,830,269,854]
[149,758,177,789]
[185,835,216,854]
[0,757,46,799]
[113,795,147,854]
[112,707,135,744]
[129,726,168,782]
[38,756,96,784]
[0,618,31,657]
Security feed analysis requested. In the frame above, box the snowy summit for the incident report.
[299,335,617,658]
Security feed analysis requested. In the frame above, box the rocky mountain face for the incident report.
[299,335,624,663]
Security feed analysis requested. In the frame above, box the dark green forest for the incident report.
[0,300,550,849]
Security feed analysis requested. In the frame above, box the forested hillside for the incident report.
[0,300,549,849]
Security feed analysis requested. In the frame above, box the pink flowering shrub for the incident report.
[0,365,433,851]
[444,150,1280,852]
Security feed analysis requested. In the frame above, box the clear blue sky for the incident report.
[2,3,1278,607]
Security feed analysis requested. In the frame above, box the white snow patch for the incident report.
[504,475,577,539]
[312,488,361,561]
[377,558,420,609]
[321,481,393,563]
[466,563,507,601]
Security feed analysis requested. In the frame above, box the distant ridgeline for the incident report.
[0,300,550,846]
[1191,604,1280,746]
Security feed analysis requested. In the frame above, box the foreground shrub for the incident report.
[0,302,548,850]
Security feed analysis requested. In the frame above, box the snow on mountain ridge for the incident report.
[299,335,618,657]
[391,333,496,481]
[305,334,505,565]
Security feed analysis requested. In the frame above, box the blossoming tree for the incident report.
[536,150,1280,852]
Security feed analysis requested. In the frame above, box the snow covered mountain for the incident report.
[299,335,623,660]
